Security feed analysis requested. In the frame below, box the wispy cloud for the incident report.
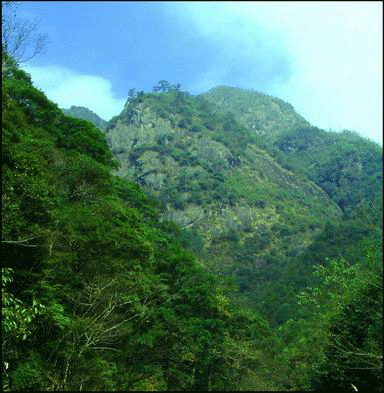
[19,2,382,144]
[22,64,126,121]
[165,2,292,94]
[168,1,383,144]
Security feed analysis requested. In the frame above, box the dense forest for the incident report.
[2,51,382,392]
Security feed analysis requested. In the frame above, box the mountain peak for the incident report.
[201,85,310,138]
[61,105,107,131]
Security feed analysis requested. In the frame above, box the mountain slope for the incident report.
[3,56,381,390]
[189,86,382,324]
[105,88,346,324]
[3,61,289,391]
[62,105,107,131]
[201,86,382,217]
[106,89,341,240]
[269,127,383,216]
[201,85,310,139]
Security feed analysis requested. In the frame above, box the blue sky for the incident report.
[9,1,383,145]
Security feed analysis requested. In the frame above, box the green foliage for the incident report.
[176,228,205,255]
[271,126,383,216]
[105,80,382,339]
[280,239,383,391]
[56,115,116,167]
[2,61,285,392]
[2,268,46,390]
[4,58,382,391]
[4,71,60,126]
[201,85,310,138]
[152,80,182,93]
[12,354,45,390]
[62,105,107,131]
[2,268,45,339]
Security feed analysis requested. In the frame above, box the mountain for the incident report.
[55,85,382,328]
[103,88,382,392]
[3,59,291,391]
[62,105,108,131]
[2,55,382,391]
[105,86,373,325]
[201,86,383,217]
[201,85,310,138]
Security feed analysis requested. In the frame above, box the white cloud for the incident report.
[167,2,292,94]
[254,1,383,145]
[171,1,383,144]
[21,64,126,121]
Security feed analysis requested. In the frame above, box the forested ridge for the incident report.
[2,55,382,391]
[62,106,107,132]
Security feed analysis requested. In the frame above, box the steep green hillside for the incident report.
[269,127,382,216]
[104,86,348,324]
[62,105,107,131]
[201,86,382,217]
[3,55,381,390]
[3,60,289,391]
[194,85,382,325]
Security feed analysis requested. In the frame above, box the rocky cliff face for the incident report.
[105,90,342,281]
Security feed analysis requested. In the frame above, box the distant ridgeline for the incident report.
[3,59,382,392]
[62,105,107,132]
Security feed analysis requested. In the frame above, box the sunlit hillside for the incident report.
[3,59,382,391]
